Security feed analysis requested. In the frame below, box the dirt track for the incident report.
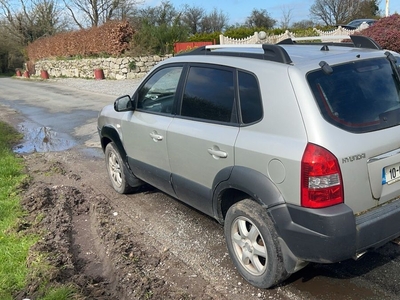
[16,150,287,299]
[0,78,288,299]
[19,151,194,299]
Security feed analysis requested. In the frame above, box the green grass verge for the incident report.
[0,122,31,299]
[0,122,76,300]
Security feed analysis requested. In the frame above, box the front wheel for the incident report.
[105,142,136,194]
[224,199,288,288]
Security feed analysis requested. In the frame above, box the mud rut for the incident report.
[16,153,217,300]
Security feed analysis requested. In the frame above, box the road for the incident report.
[1,77,400,299]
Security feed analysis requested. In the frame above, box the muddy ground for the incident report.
[16,151,228,300]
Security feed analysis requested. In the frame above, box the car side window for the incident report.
[137,66,183,114]
[238,71,263,124]
[181,66,235,123]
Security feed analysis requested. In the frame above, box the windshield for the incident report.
[347,20,363,27]
[307,57,400,133]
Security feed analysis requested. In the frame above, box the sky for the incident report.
[141,0,400,26]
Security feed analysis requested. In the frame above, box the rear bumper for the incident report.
[269,199,400,263]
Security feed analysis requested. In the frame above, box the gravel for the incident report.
[48,77,144,97]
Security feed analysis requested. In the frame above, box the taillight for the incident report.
[301,143,343,208]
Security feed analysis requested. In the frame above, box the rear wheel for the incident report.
[105,142,135,194]
[224,199,288,288]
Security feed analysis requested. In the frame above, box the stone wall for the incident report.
[34,55,172,80]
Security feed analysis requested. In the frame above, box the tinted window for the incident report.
[308,58,400,133]
[238,71,263,124]
[137,66,183,114]
[181,67,235,122]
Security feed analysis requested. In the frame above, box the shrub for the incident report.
[187,32,220,43]
[223,27,256,39]
[359,14,400,53]
[26,21,134,62]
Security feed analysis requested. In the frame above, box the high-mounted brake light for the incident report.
[301,143,343,208]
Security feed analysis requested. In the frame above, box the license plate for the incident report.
[383,163,400,185]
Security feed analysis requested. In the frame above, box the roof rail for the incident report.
[277,35,381,50]
[177,44,292,64]
[176,35,381,65]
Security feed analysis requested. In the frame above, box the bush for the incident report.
[359,14,400,53]
[223,27,256,39]
[26,21,134,61]
[187,32,220,43]
[289,28,317,37]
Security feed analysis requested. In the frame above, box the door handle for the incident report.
[208,148,228,159]
[150,131,163,141]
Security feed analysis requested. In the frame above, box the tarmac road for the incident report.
[1,77,400,299]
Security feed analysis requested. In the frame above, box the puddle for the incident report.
[14,123,76,153]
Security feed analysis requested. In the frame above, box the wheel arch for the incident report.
[101,125,143,189]
[212,166,285,224]
[215,167,307,275]
[100,125,127,159]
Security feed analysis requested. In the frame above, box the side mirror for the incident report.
[114,95,134,112]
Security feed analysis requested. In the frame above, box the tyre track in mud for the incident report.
[66,150,290,300]
[20,150,290,299]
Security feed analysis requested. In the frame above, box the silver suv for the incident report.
[98,35,400,289]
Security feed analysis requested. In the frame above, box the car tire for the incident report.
[224,199,288,288]
[105,142,137,194]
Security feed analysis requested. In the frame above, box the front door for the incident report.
[122,65,184,195]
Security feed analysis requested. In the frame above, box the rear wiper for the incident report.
[379,107,400,123]
[385,51,400,90]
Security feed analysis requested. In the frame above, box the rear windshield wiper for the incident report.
[385,51,400,91]
[379,107,400,123]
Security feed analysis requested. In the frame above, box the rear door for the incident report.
[167,65,239,215]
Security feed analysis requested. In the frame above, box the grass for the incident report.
[0,122,30,299]
[0,121,76,300]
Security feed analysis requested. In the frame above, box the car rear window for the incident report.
[307,57,400,133]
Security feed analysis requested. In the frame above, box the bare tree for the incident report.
[280,5,293,29]
[310,0,379,26]
[131,1,188,54]
[200,8,228,33]
[134,1,180,27]
[245,9,276,29]
[0,0,67,44]
[63,0,139,29]
[182,5,204,34]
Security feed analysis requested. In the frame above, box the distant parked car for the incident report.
[341,18,377,29]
